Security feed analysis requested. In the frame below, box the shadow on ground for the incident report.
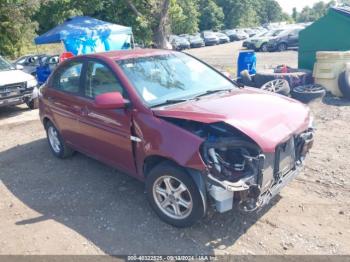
[322,94,350,107]
[0,105,30,120]
[0,139,278,255]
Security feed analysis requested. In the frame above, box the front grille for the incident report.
[274,138,296,180]
[0,82,26,97]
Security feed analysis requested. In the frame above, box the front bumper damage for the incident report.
[203,129,314,213]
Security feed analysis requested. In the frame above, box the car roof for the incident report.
[76,49,176,61]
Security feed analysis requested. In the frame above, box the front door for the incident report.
[76,60,136,174]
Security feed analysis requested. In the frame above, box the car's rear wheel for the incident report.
[260,43,268,52]
[45,121,74,158]
[277,43,288,52]
[146,162,205,227]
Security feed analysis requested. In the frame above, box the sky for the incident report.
[277,0,333,14]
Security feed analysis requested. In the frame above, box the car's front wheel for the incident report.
[277,43,288,52]
[146,162,205,227]
[26,97,39,110]
[45,121,74,159]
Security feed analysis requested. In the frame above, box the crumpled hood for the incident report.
[0,70,34,86]
[153,88,310,152]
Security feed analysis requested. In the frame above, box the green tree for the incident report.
[296,1,336,22]
[124,0,172,48]
[292,7,298,22]
[170,0,199,35]
[0,0,39,58]
[34,0,84,35]
[198,0,224,31]
[256,0,284,24]
[217,0,285,29]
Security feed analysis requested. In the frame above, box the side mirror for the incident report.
[15,64,24,70]
[94,92,127,109]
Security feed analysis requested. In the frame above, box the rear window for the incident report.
[52,62,83,93]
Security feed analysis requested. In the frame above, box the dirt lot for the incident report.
[0,42,349,256]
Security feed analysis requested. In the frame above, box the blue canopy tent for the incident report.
[34,16,133,55]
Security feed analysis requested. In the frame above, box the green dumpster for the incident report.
[299,7,350,70]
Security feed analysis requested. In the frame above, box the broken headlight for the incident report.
[201,137,263,183]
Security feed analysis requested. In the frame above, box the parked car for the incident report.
[215,32,230,44]
[169,35,190,50]
[39,49,314,227]
[267,27,304,52]
[13,54,41,75]
[188,35,205,48]
[201,31,219,46]
[222,29,249,41]
[243,28,257,37]
[14,54,59,79]
[0,56,39,109]
[243,29,285,52]
[233,29,249,40]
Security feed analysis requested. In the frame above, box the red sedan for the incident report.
[39,49,314,227]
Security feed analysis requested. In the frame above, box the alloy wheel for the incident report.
[262,79,287,93]
[48,126,61,153]
[152,175,193,220]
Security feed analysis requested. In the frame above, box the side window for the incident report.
[53,62,83,93]
[84,61,125,98]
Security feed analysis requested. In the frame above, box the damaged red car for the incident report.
[39,49,314,227]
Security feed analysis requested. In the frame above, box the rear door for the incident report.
[75,60,136,174]
[44,60,85,146]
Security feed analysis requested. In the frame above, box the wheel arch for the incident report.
[278,42,288,48]
[143,155,181,177]
[42,116,52,128]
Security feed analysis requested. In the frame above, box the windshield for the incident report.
[0,56,14,71]
[263,29,284,37]
[270,29,284,37]
[117,53,235,107]
[278,28,302,37]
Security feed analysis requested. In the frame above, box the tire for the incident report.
[146,162,206,227]
[277,43,288,52]
[260,43,268,52]
[291,84,326,103]
[338,71,350,99]
[260,79,290,95]
[254,69,313,89]
[45,121,74,159]
[26,97,39,110]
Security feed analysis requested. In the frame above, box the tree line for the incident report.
[0,0,344,58]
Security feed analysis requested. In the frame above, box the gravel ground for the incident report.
[0,43,349,256]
